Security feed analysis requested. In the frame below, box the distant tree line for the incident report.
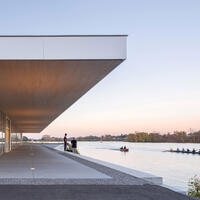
[41,134,63,141]
[76,134,127,141]
[126,131,200,143]
[76,135,100,141]
[76,131,200,143]
[23,131,200,143]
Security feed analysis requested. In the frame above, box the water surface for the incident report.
[76,141,200,191]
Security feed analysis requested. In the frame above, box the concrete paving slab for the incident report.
[0,144,110,180]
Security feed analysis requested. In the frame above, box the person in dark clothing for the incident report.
[71,137,77,153]
[64,133,67,151]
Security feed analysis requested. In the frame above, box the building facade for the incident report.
[0,35,127,153]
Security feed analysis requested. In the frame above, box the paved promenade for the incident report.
[0,144,193,200]
[0,144,110,183]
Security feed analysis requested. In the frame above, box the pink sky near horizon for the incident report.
[25,91,200,139]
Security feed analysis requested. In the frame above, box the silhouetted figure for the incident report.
[71,137,77,153]
[124,146,126,149]
[182,148,185,153]
[177,148,180,152]
[187,149,190,153]
[192,149,196,154]
[64,133,67,151]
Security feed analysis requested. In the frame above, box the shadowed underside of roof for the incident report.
[0,60,123,133]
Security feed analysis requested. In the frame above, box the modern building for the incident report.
[0,35,127,154]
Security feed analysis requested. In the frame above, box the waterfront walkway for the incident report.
[0,144,193,200]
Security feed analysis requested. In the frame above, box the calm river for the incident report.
[76,141,200,192]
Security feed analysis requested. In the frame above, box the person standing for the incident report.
[71,137,77,153]
[64,133,67,151]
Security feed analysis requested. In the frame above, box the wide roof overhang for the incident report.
[0,35,127,133]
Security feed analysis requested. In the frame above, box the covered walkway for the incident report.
[0,35,126,154]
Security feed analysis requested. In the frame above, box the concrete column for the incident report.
[20,133,23,144]
[5,118,11,153]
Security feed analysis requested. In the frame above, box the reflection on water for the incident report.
[77,141,200,191]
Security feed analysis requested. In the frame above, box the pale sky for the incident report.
[0,0,200,138]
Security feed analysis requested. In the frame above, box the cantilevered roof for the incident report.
[0,35,127,133]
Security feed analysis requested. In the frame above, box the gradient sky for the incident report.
[0,0,200,138]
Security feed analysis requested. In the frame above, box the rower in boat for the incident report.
[167,148,200,155]
[192,149,196,154]
[120,146,129,152]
